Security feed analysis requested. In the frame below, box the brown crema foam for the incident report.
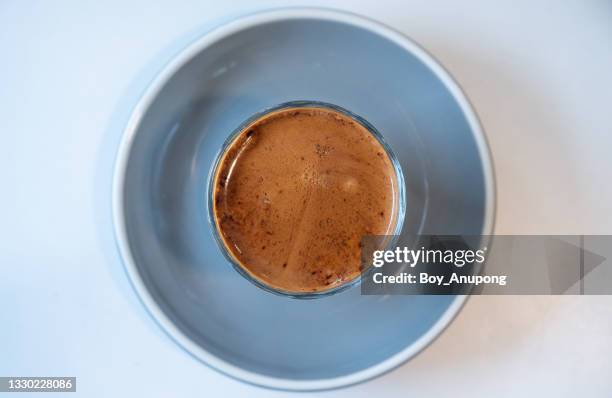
[212,106,399,293]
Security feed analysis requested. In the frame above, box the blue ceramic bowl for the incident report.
[113,8,495,391]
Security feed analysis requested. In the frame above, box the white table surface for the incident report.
[2,0,611,396]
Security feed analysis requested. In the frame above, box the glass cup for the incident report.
[208,101,406,298]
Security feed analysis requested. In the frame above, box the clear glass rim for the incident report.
[207,100,407,299]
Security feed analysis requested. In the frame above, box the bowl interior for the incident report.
[120,17,488,381]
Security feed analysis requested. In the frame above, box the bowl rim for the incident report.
[112,6,496,392]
